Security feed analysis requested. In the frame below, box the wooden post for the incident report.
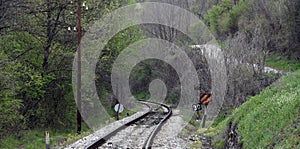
[77,0,82,134]
[45,131,50,149]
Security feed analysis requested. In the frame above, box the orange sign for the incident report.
[199,93,212,105]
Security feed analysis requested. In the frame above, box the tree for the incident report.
[0,47,24,138]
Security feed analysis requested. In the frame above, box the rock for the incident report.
[189,135,199,141]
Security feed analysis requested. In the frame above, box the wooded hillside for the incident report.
[0,0,299,148]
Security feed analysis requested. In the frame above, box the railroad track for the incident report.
[85,100,172,149]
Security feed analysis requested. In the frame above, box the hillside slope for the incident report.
[214,69,300,148]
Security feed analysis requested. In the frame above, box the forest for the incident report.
[0,0,299,148]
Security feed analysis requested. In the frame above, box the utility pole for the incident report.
[77,0,82,134]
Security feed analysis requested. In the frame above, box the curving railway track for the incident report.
[85,100,172,149]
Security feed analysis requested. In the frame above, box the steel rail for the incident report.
[143,103,172,149]
[85,102,151,149]
[85,101,172,149]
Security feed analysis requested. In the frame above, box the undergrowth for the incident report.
[213,69,300,148]
[0,124,90,149]
[266,53,300,71]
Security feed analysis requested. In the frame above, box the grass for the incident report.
[0,122,92,149]
[213,69,300,148]
[266,53,300,71]
[1,129,78,149]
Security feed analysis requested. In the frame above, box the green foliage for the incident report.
[190,140,203,148]
[211,107,234,127]
[0,50,24,139]
[0,0,143,135]
[133,92,151,100]
[204,0,250,36]
[204,5,224,35]
[0,32,48,98]
[214,69,300,148]
[190,127,219,148]
[97,25,144,95]
[266,53,300,71]
[166,93,180,106]
[0,32,64,129]
[0,128,90,149]
[188,119,201,127]
[0,98,24,135]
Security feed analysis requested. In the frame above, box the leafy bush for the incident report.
[0,98,24,139]
[204,0,250,36]
[0,50,24,139]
